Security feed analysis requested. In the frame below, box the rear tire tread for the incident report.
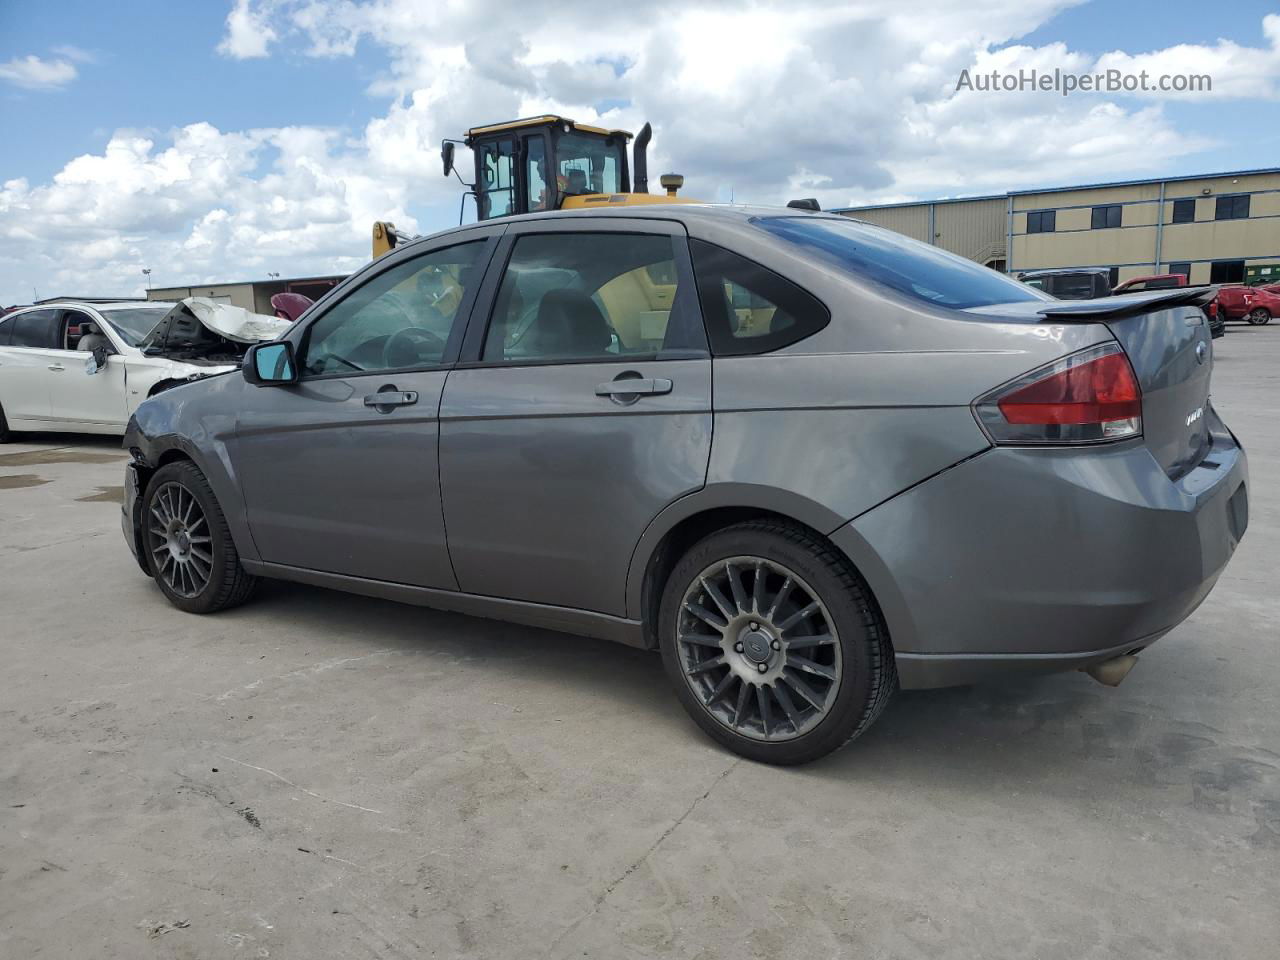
[660,519,896,765]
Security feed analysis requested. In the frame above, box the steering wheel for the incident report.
[382,326,445,368]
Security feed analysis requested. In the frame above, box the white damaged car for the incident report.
[0,298,293,440]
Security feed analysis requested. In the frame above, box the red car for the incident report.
[1217,285,1278,325]
[1112,273,1189,293]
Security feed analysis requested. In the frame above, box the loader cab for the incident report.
[448,116,637,221]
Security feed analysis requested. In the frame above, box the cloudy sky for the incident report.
[1,0,1278,303]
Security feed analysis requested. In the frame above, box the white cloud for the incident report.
[5,3,1280,302]
[217,0,279,59]
[0,54,78,91]
[51,45,97,64]
[1094,13,1280,101]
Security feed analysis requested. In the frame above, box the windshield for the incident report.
[757,216,1050,309]
[555,132,623,196]
[99,306,171,346]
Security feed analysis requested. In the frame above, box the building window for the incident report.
[1091,205,1122,229]
[1171,199,1195,224]
[1168,262,1191,278]
[1026,210,1055,234]
[1210,260,1245,284]
[1215,194,1250,221]
[1108,267,1120,287]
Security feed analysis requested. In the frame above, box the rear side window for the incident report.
[758,216,1047,310]
[0,315,11,346]
[483,232,705,363]
[689,239,829,356]
[8,309,58,348]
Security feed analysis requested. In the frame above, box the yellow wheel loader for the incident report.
[373,115,692,259]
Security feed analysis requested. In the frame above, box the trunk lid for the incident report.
[972,288,1216,477]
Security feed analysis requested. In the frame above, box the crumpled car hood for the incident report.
[177,297,293,343]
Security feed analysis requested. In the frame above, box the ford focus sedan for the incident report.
[121,206,1248,765]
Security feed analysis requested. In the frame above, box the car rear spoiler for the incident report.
[1037,286,1218,319]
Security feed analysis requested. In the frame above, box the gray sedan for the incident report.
[122,206,1247,764]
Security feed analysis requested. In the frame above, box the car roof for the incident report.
[18,300,172,312]
[1020,267,1111,278]
[397,203,849,250]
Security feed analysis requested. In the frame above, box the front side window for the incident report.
[482,232,700,363]
[758,216,1047,312]
[1215,194,1250,221]
[555,132,622,197]
[478,140,515,219]
[1171,198,1195,224]
[303,241,485,376]
[1091,205,1122,229]
[1026,210,1056,234]
[7,309,58,349]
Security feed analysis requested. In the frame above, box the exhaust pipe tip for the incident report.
[1084,654,1139,688]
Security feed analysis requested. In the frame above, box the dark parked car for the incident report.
[1019,267,1113,299]
[122,207,1247,764]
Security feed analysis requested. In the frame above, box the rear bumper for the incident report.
[831,407,1248,689]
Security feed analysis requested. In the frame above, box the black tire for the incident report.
[142,460,257,614]
[1247,307,1271,326]
[658,520,896,765]
[0,402,11,443]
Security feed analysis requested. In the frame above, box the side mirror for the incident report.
[243,341,298,386]
[92,345,110,369]
[441,141,455,178]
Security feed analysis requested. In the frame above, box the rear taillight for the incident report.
[974,342,1142,444]
[1206,301,1218,319]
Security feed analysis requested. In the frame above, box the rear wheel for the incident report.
[659,521,896,765]
[1248,307,1271,325]
[142,461,257,613]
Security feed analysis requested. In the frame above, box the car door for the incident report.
[439,218,713,616]
[0,309,61,423]
[42,309,130,428]
[233,230,502,588]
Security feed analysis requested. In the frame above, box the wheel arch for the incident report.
[627,484,877,650]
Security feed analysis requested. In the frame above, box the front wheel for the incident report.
[142,460,257,613]
[1247,307,1271,325]
[658,521,896,765]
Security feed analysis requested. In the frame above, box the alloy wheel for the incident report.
[148,481,213,599]
[676,556,842,741]
[1248,308,1271,325]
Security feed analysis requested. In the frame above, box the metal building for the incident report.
[835,166,1280,285]
[147,274,346,314]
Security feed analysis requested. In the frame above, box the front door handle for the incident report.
[48,363,65,372]
[364,390,418,410]
[594,377,673,399]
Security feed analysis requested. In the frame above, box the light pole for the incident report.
[267,272,280,280]
[142,268,152,292]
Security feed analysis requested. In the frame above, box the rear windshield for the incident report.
[757,216,1049,310]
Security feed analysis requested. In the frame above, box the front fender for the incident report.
[126,375,261,563]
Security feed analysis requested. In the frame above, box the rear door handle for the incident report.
[594,377,673,398]
[363,390,418,409]
[48,364,65,372]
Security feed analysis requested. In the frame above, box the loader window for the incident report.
[556,133,622,196]
[478,139,516,219]
[527,137,550,211]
